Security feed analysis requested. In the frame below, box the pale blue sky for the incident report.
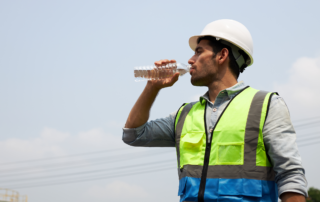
[0,1,320,202]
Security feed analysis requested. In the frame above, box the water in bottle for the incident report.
[134,63,191,82]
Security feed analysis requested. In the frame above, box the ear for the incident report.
[218,48,229,65]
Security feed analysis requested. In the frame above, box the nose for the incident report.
[188,55,195,65]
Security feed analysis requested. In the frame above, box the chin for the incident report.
[191,78,206,86]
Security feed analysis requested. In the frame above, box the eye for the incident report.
[196,49,202,55]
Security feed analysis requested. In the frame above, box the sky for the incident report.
[0,0,320,201]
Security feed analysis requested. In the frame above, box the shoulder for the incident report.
[268,93,289,111]
[264,93,293,132]
[172,101,201,121]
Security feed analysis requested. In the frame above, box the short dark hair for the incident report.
[197,36,248,78]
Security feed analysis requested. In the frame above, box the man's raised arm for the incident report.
[124,59,179,129]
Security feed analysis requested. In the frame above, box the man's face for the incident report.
[188,40,218,86]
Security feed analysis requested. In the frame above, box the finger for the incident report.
[170,59,176,63]
[161,59,170,66]
[154,60,162,66]
[155,59,170,67]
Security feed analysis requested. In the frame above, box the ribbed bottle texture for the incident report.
[134,63,191,82]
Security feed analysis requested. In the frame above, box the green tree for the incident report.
[307,187,320,202]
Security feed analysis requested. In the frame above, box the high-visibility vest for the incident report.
[174,87,278,202]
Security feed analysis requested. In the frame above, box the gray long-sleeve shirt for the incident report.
[122,82,308,197]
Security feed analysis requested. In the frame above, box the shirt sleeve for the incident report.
[263,95,308,197]
[122,111,177,147]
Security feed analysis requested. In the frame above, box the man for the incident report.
[123,19,307,202]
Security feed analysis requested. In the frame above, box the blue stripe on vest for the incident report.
[178,177,278,202]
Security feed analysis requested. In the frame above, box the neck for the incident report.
[207,77,238,103]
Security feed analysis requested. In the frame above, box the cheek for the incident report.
[194,57,206,71]
[197,55,205,63]
[198,52,213,65]
[197,56,213,70]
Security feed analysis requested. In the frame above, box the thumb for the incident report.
[169,72,180,84]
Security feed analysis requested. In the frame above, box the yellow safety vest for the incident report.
[175,87,278,202]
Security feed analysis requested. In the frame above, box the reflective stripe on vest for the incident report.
[174,87,278,202]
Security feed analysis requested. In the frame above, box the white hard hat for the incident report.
[189,19,254,67]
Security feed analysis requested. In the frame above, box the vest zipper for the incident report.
[197,86,250,202]
[197,103,210,202]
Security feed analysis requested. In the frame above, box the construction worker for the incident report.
[123,19,307,202]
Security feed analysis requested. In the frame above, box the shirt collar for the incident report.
[199,81,248,105]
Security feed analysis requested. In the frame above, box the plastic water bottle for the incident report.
[134,63,191,82]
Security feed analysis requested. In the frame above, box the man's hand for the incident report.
[281,192,306,202]
[124,59,179,129]
[147,59,180,91]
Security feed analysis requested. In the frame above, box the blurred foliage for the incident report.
[307,187,320,202]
